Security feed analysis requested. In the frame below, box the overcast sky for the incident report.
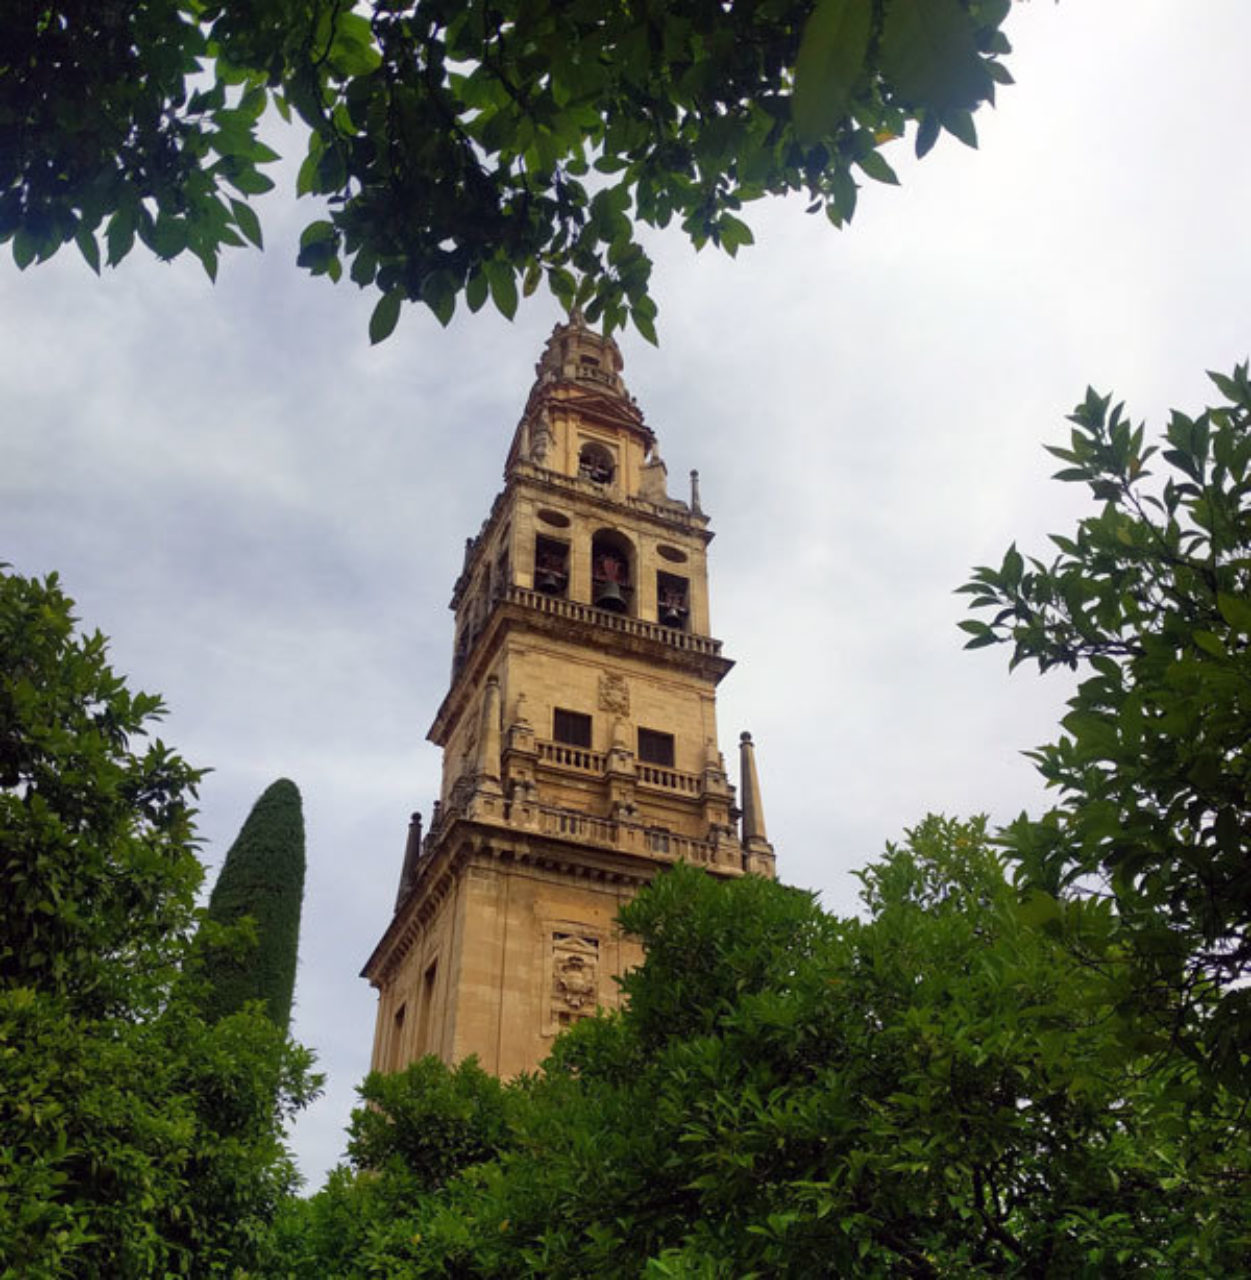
[3,2,1250,1189]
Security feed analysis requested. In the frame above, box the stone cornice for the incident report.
[361,809,742,987]
[429,585,734,745]
[510,465,712,540]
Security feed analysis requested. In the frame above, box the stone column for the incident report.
[468,676,504,820]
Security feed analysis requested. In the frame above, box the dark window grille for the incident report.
[554,708,592,748]
[638,728,675,767]
[534,536,569,596]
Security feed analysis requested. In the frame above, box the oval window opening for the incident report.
[657,544,688,564]
[537,509,571,528]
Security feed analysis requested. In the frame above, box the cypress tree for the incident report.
[198,778,306,1031]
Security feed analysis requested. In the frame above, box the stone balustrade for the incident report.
[636,762,701,793]
[420,795,719,868]
[537,740,607,773]
[533,804,716,866]
[507,585,722,657]
[534,740,703,796]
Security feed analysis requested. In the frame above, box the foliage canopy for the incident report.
[268,827,1250,1278]
[0,568,318,1278]
[1,0,1014,340]
[961,363,1251,1081]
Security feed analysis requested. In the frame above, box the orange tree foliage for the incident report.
[0,569,317,1277]
[270,834,1250,1277]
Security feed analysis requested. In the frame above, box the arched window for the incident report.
[579,440,615,485]
[591,528,634,614]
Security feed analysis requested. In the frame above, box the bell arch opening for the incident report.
[590,528,634,614]
[579,440,616,485]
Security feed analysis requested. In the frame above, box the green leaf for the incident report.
[465,270,489,314]
[718,214,755,256]
[224,165,275,197]
[299,220,336,250]
[856,149,899,185]
[190,241,219,282]
[632,308,658,346]
[831,166,858,221]
[369,291,403,344]
[915,111,941,159]
[961,629,998,651]
[792,0,874,143]
[229,199,263,249]
[881,0,989,113]
[296,148,319,197]
[421,273,456,327]
[75,225,101,275]
[941,107,978,149]
[1001,544,1023,586]
[1018,889,1062,932]
[548,268,576,308]
[12,230,37,270]
[149,215,188,261]
[486,262,518,320]
[99,203,130,263]
[1216,592,1251,634]
[328,11,382,76]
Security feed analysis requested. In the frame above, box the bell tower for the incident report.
[362,313,776,1078]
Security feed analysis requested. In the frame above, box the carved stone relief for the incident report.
[598,672,630,717]
[546,932,600,1034]
[530,408,553,464]
[457,715,479,778]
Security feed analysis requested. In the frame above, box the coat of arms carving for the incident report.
[598,672,630,716]
[548,933,599,1031]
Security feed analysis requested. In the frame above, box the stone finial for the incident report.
[738,731,776,876]
[394,811,424,912]
[690,469,703,513]
[739,732,767,843]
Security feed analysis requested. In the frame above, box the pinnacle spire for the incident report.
[739,732,776,876]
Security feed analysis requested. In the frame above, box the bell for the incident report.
[594,579,627,611]
[536,568,563,594]
[661,601,684,626]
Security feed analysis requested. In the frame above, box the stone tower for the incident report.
[362,313,775,1078]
